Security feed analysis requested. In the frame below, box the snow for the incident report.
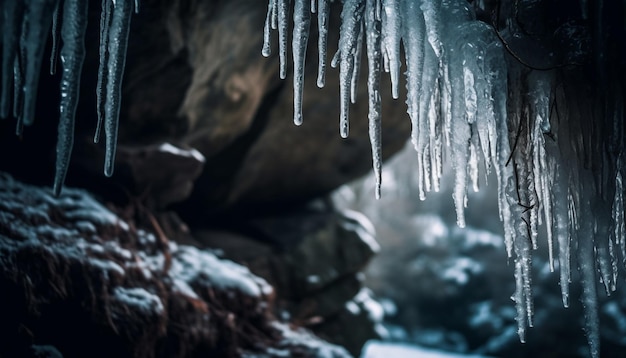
[270,322,352,358]
[361,341,490,358]
[113,287,164,314]
[158,143,206,163]
[170,244,272,297]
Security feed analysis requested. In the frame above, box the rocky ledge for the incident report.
[0,173,351,358]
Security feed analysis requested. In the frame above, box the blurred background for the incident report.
[333,143,626,358]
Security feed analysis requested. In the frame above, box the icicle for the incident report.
[338,0,365,138]
[365,0,382,199]
[95,0,112,143]
[54,0,88,195]
[528,71,554,267]
[490,44,511,256]
[578,196,600,358]
[0,1,24,118]
[13,56,24,128]
[428,86,443,193]
[262,0,275,57]
[277,0,290,80]
[292,0,311,126]
[401,0,426,199]
[316,0,330,88]
[508,177,534,340]
[103,0,133,177]
[463,66,477,125]
[49,1,62,75]
[447,23,474,228]
[595,204,614,295]
[381,0,401,99]
[272,0,279,29]
[513,256,527,342]
[420,0,442,58]
[419,43,438,194]
[613,168,625,271]
[330,49,340,68]
[134,0,139,13]
[468,129,480,193]
[552,155,571,307]
[20,0,57,127]
[350,21,363,104]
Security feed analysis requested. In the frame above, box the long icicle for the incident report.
[103,0,132,177]
[316,0,330,88]
[94,0,112,143]
[262,0,275,57]
[54,0,88,195]
[292,0,311,126]
[338,0,365,138]
[0,1,24,118]
[49,0,63,75]
[365,0,382,199]
[20,0,57,127]
[277,0,290,79]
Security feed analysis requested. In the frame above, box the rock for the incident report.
[0,173,352,358]
[113,143,205,209]
[193,203,382,356]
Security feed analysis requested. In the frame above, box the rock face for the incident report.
[0,173,351,358]
[117,0,410,217]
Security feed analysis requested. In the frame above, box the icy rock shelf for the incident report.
[0,0,624,357]
[262,1,624,357]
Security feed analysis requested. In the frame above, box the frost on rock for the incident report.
[0,0,135,191]
[1,173,342,357]
[263,0,625,356]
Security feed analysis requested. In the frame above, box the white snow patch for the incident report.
[158,143,205,163]
[361,341,492,358]
[113,287,164,314]
[170,245,272,297]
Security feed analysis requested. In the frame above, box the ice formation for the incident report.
[262,0,624,357]
[0,0,135,188]
[0,0,623,357]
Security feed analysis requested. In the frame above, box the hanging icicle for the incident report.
[103,0,133,177]
[292,0,311,126]
[53,0,88,196]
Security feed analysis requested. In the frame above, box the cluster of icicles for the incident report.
[263,0,624,357]
[0,0,137,195]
